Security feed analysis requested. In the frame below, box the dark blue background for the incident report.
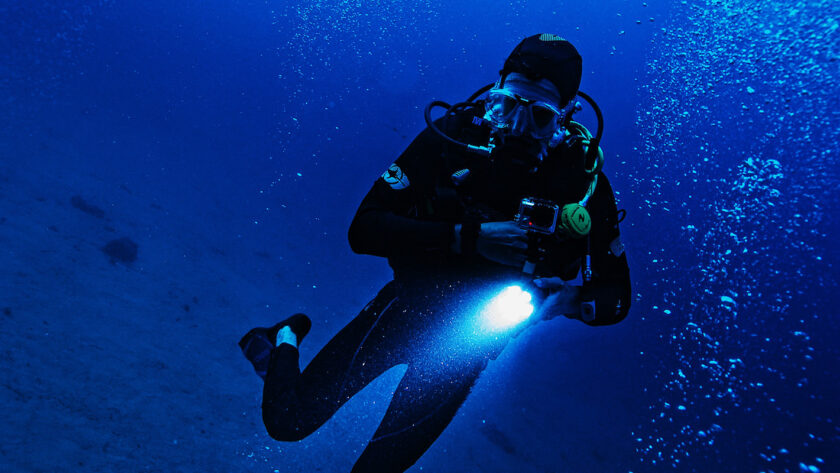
[2,0,837,471]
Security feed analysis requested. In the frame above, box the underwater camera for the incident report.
[514,197,560,235]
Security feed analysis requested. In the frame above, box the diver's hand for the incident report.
[535,281,582,320]
[475,221,529,268]
[532,276,566,290]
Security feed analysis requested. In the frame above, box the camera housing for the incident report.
[515,198,560,234]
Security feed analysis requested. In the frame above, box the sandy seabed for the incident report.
[0,125,639,472]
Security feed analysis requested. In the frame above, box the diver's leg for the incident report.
[350,359,487,473]
[261,282,406,441]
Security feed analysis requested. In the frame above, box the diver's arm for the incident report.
[578,174,632,326]
[348,181,454,257]
[580,252,631,326]
[348,126,455,258]
[537,253,630,327]
[536,174,631,326]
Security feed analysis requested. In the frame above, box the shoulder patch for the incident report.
[609,236,625,257]
[381,164,410,190]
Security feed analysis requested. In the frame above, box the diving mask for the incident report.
[483,74,567,140]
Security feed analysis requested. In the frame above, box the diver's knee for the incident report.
[264,424,307,442]
[263,415,308,441]
[262,406,309,441]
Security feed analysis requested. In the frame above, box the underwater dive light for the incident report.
[479,285,535,331]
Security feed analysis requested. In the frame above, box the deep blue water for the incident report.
[2,1,838,472]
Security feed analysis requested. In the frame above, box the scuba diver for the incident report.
[239,34,632,472]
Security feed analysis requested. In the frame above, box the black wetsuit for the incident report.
[260,107,632,472]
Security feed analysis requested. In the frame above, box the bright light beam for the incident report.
[479,285,535,332]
